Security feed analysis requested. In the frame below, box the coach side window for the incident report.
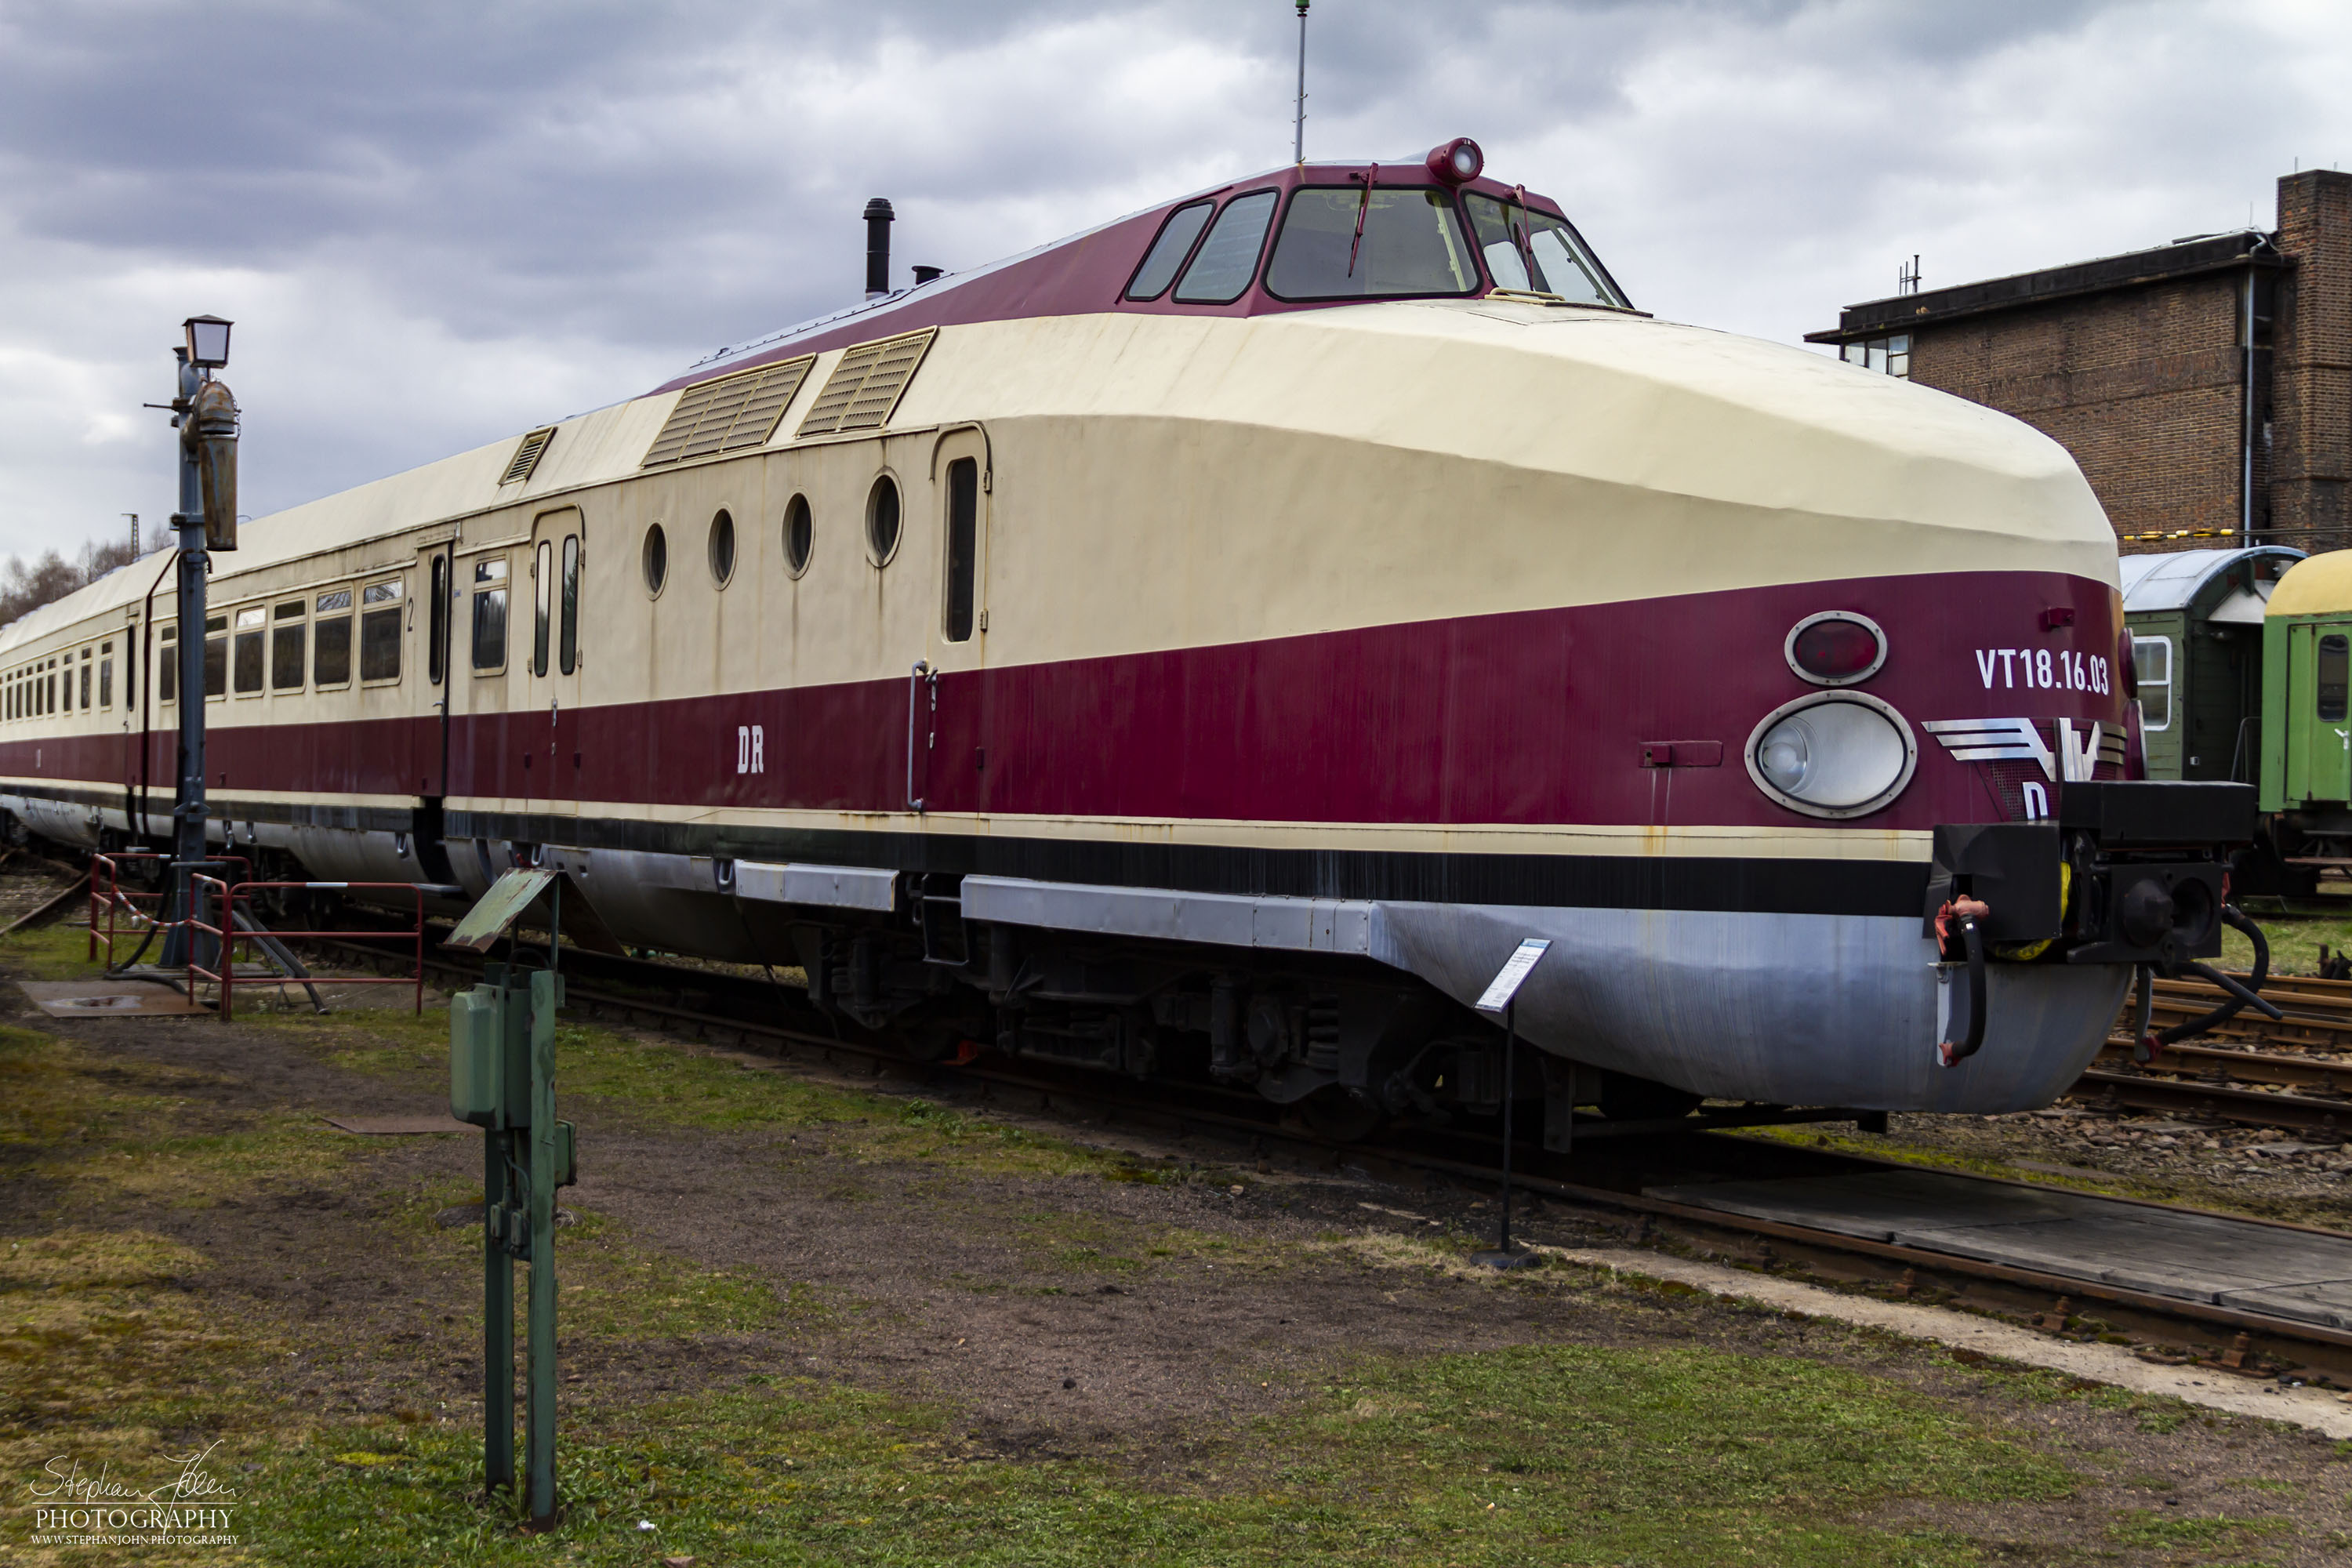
[473,558,508,672]
[99,642,112,709]
[233,607,266,695]
[79,647,93,710]
[361,579,402,683]
[314,590,353,687]
[429,557,448,686]
[272,601,306,690]
[159,626,177,703]
[203,615,227,699]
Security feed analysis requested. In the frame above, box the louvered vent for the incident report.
[641,354,817,469]
[500,426,557,485]
[797,328,937,437]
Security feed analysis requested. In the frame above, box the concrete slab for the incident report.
[18,979,206,1017]
[1651,1168,2352,1310]
[2218,1279,2352,1331]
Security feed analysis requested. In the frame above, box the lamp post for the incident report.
[158,315,238,965]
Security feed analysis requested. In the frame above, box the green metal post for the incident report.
[525,966,560,1527]
[482,1123,514,1492]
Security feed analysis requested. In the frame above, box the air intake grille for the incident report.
[500,426,557,485]
[641,354,817,468]
[797,328,937,437]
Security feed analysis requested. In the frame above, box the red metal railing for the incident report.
[89,852,250,969]
[183,878,426,1021]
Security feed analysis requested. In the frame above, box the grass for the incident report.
[2223,907,2352,976]
[3,916,2338,1564]
[234,1342,2076,1567]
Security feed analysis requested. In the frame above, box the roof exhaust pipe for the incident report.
[864,197,894,299]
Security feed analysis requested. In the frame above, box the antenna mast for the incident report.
[1294,0,1309,165]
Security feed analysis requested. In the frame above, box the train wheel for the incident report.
[1300,1086,1384,1143]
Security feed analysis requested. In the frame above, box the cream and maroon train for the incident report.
[0,140,2253,1140]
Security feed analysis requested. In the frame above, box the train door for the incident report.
[2284,622,2352,806]
[528,507,585,825]
[420,539,454,797]
[915,433,990,815]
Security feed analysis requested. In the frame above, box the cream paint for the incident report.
[426,797,1931,864]
[1,300,2114,834]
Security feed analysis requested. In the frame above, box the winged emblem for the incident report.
[1922,718,2111,783]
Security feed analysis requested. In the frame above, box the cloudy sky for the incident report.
[2,0,2347,564]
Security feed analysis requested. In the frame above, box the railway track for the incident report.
[246,926,2352,1390]
[2086,972,2352,1132]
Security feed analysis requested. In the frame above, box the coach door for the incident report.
[913,430,990,815]
[528,507,586,821]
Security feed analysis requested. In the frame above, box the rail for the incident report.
[184,878,427,1021]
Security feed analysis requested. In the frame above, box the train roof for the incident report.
[2267,549,2352,618]
[655,153,1632,396]
[2120,546,2304,615]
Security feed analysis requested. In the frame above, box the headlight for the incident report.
[1745,692,1917,818]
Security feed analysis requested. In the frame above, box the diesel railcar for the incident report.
[0,140,2259,1144]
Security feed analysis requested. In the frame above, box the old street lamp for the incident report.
[183,314,232,369]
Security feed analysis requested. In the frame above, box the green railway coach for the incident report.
[2121,546,2302,782]
[2262,550,2352,876]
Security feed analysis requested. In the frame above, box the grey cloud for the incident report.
[1,0,2346,557]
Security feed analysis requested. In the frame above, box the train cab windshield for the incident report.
[1461,192,1622,307]
[1264,187,1481,300]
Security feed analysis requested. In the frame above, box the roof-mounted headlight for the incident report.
[1425,137,1483,186]
[1746,691,1917,818]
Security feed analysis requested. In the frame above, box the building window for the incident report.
[1842,333,1910,378]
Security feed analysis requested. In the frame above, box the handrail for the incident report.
[89,851,251,971]
[906,659,935,814]
[184,880,429,1021]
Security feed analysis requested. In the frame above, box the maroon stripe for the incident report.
[0,570,2120,835]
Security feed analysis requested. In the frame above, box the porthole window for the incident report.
[866,476,901,565]
[642,523,669,596]
[782,494,814,578]
[708,508,736,586]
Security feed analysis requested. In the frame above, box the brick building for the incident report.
[1806,169,2350,555]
